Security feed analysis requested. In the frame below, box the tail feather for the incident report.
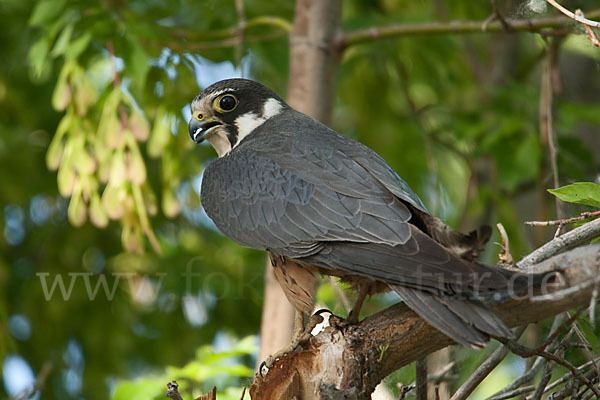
[392,285,514,348]
[410,207,491,261]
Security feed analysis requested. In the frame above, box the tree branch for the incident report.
[250,240,600,399]
[518,217,600,268]
[545,0,600,28]
[336,9,600,50]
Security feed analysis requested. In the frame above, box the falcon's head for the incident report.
[188,79,286,157]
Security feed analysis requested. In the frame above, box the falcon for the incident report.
[189,79,536,348]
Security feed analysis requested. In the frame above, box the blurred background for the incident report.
[1,0,599,399]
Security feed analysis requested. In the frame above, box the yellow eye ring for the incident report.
[193,111,204,121]
[214,94,238,113]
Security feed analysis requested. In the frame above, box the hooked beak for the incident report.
[188,118,222,144]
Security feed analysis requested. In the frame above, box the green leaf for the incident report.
[65,32,92,60]
[548,182,600,208]
[50,22,74,57]
[122,37,150,92]
[28,36,51,81]
[29,0,67,25]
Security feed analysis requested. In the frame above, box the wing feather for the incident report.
[201,111,507,295]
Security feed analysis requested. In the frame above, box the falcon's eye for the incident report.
[193,112,203,121]
[214,94,238,112]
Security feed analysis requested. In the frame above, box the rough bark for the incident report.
[258,0,343,364]
[251,243,600,399]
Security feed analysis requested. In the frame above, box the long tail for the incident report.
[392,285,514,348]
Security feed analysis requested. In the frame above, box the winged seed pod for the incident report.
[142,184,158,216]
[102,183,126,220]
[68,183,87,227]
[73,68,98,116]
[51,64,73,111]
[109,148,127,187]
[70,134,96,176]
[57,162,76,197]
[162,187,181,218]
[148,106,171,158]
[89,192,109,228]
[124,132,146,185]
[129,112,150,142]
[121,222,143,254]
[46,113,72,171]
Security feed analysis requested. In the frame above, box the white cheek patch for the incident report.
[232,98,283,151]
[263,97,284,119]
[235,112,264,139]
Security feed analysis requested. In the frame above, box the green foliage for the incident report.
[548,182,600,208]
[112,335,256,400]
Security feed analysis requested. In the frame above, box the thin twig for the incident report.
[498,338,600,398]
[496,223,513,265]
[543,359,600,393]
[482,0,512,32]
[415,359,427,400]
[531,355,554,400]
[525,211,600,226]
[337,9,600,49]
[590,285,598,326]
[490,316,566,399]
[539,37,564,236]
[545,1,600,28]
[488,386,536,400]
[530,324,575,400]
[568,315,600,378]
[11,362,52,400]
[450,327,526,400]
[517,218,600,268]
[580,16,600,47]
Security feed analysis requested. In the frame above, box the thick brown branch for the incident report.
[336,9,600,50]
[250,242,600,399]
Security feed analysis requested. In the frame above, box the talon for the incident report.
[347,309,359,324]
[259,360,269,376]
[314,308,333,316]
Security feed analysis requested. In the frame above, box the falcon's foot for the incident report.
[347,281,372,323]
